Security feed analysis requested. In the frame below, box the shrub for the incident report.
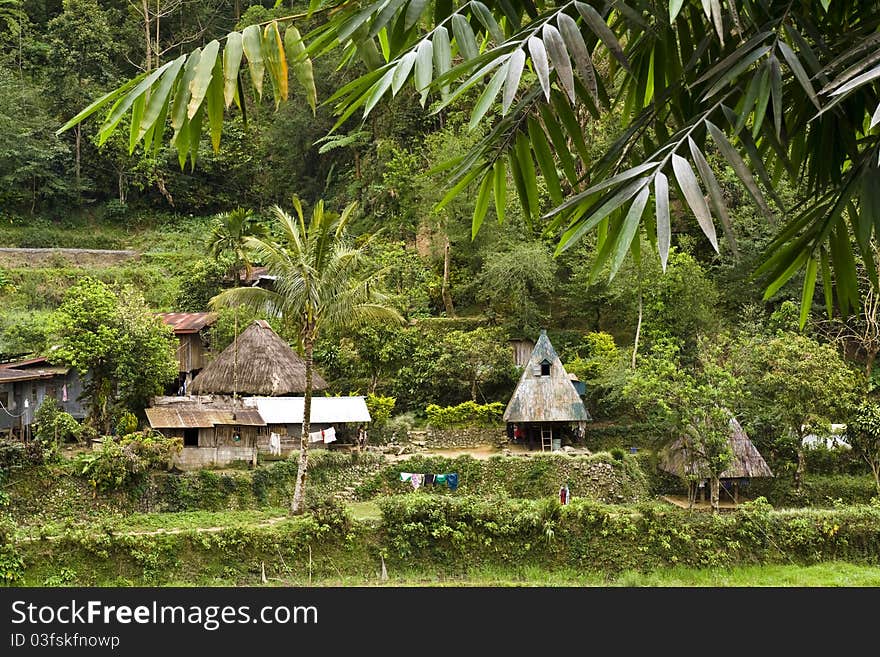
[365,393,395,427]
[34,398,82,455]
[76,430,182,492]
[425,401,505,428]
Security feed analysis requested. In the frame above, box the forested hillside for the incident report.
[2,1,879,484]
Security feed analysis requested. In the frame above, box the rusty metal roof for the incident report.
[0,356,51,369]
[0,366,70,384]
[145,404,265,428]
[157,312,217,334]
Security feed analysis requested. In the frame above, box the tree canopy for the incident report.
[56,1,880,326]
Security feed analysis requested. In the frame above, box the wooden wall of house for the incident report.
[0,370,86,434]
[198,425,264,448]
[177,334,207,374]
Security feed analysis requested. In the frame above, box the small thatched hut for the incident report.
[189,320,327,396]
[503,330,592,451]
[658,416,773,504]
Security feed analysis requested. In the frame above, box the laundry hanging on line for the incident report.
[398,472,459,491]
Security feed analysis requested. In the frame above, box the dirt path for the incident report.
[18,515,289,543]
[0,247,139,268]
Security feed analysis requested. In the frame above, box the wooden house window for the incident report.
[232,427,242,442]
[540,359,551,376]
[183,428,198,447]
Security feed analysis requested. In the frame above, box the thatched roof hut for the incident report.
[189,320,327,396]
[503,330,591,423]
[658,416,774,479]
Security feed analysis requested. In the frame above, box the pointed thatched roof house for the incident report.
[503,330,591,451]
[189,320,327,396]
[659,415,773,504]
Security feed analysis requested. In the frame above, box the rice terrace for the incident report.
[4,0,880,590]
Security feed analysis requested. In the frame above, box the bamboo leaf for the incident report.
[829,62,880,97]
[820,247,834,318]
[551,90,589,163]
[57,74,145,135]
[705,120,774,220]
[370,0,407,38]
[542,23,575,104]
[516,130,540,219]
[800,255,818,329]
[575,2,629,71]
[97,62,174,145]
[263,22,289,109]
[655,171,670,272]
[472,171,493,239]
[170,49,202,136]
[689,137,738,259]
[472,1,504,43]
[502,48,525,115]
[284,26,317,114]
[493,158,506,223]
[555,176,650,254]
[671,153,718,252]
[539,103,578,186]
[363,66,396,117]
[610,185,649,279]
[762,249,807,300]
[701,45,771,100]
[223,32,244,108]
[670,0,685,21]
[528,116,563,205]
[405,0,429,30]
[778,40,821,110]
[468,60,508,130]
[508,148,531,224]
[871,102,880,130]
[391,50,417,95]
[557,13,598,107]
[414,38,433,101]
[206,51,225,152]
[128,93,145,155]
[242,24,265,99]
[433,26,452,100]
[528,36,551,101]
[769,55,782,139]
[188,40,220,120]
[452,14,479,60]
[138,54,185,142]
[752,61,771,139]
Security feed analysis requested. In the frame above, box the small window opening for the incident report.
[183,428,198,447]
[540,359,551,376]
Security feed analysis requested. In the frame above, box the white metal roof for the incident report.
[243,396,371,424]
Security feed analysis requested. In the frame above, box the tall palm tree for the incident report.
[210,197,404,514]
[208,207,267,286]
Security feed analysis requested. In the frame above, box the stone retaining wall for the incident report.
[405,427,508,450]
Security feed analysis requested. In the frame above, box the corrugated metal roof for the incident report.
[145,404,266,428]
[243,396,371,424]
[146,407,231,428]
[0,366,70,384]
[157,312,217,334]
[0,356,51,369]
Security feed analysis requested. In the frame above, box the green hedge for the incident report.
[355,452,651,504]
[14,496,880,585]
[425,401,505,428]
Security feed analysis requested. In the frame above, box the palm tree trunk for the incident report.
[290,336,314,515]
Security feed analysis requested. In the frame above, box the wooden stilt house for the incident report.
[658,415,773,505]
[503,330,592,451]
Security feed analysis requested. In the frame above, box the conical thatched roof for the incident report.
[658,416,774,479]
[189,320,327,396]
[503,330,592,423]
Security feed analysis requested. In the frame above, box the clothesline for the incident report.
[400,472,459,491]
